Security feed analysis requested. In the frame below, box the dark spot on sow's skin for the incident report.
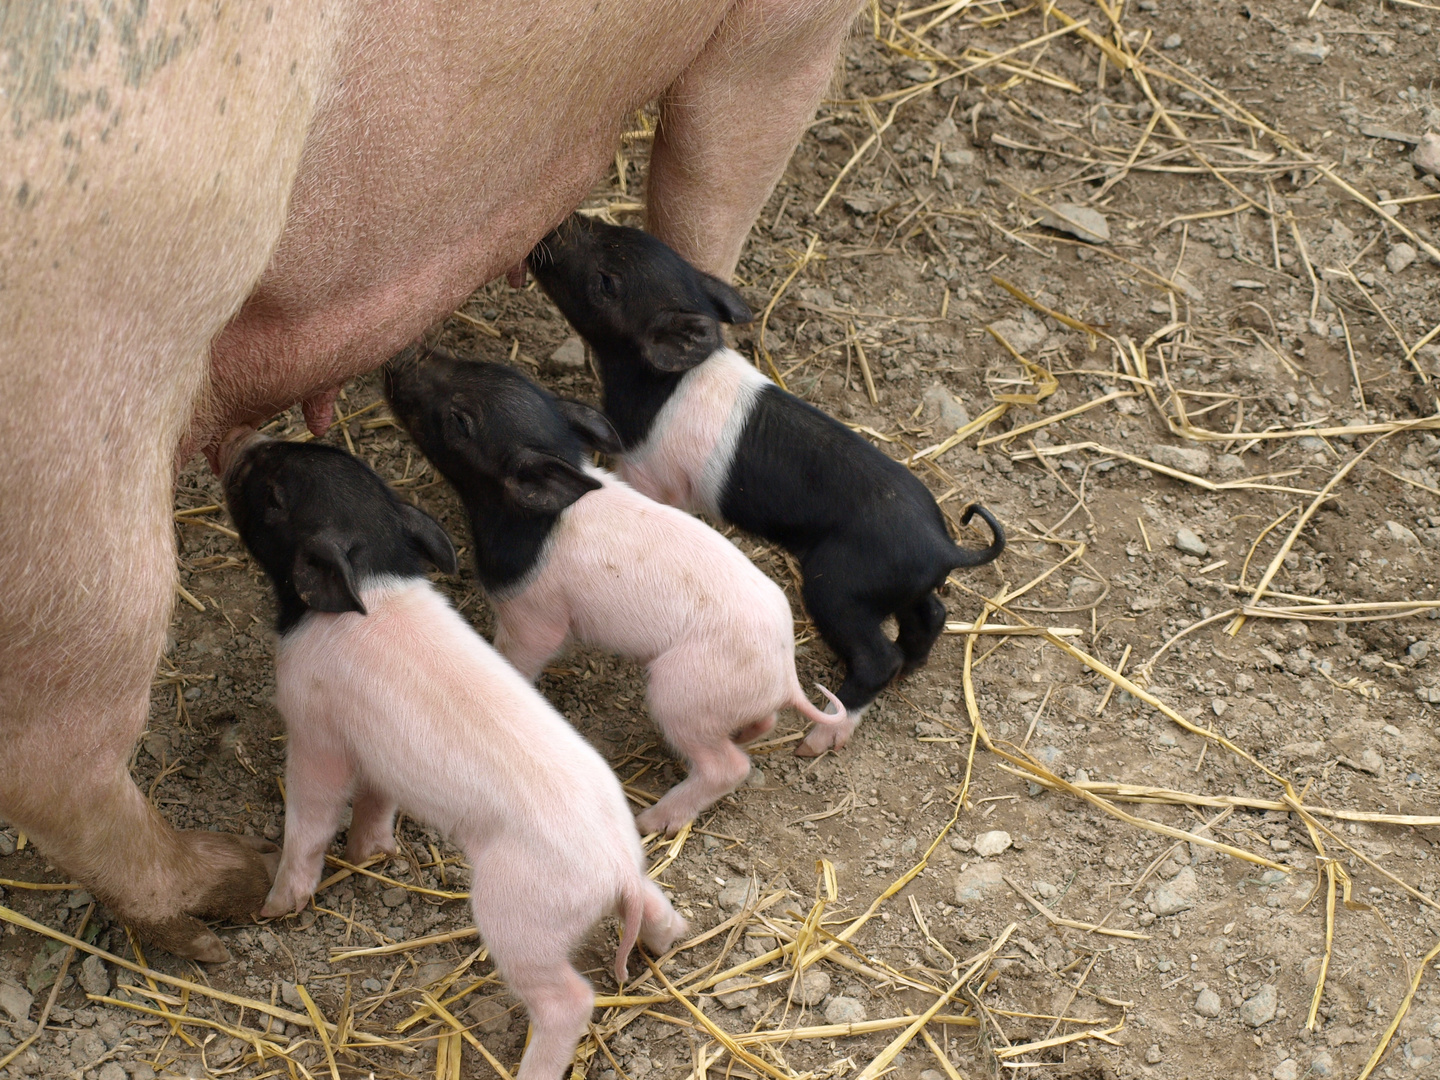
[3,0,199,137]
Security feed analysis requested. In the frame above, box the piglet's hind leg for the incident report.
[636,733,752,838]
[480,901,594,1080]
[344,784,398,864]
[263,744,354,917]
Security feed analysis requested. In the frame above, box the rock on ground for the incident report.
[824,995,867,1025]
[1148,867,1198,915]
[972,830,1012,857]
[1286,35,1330,63]
[715,977,759,1009]
[0,976,33,1022]
[1272,1059,1298,1080]
[1149,445,1212,476]
[1415,132,1440,177]
[1386,244,1418,274]
[954,861,1006,904]
[718,876,760,911]
[789,969,832,1005]
[1404,1037,1436,1071]
[78,953,110,998]
[1194,988,1222,1017]
[1040,203,1110,244]
[1240,984,1278,1027]
[922,382,970,432]
[1173,528,1208,557]
[547,336,587,372]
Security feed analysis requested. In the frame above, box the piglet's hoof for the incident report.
[635,805,689,840]
[129,831,279,963]
[795,722,852,758]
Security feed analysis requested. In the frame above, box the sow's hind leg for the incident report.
[0,1,336,959]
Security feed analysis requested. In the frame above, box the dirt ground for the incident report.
[5,2,1440,1079]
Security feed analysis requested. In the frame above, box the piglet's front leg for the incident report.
[262,744,355,918]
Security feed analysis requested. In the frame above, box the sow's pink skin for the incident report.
[381,351,845,837]
[221,432,684,1080]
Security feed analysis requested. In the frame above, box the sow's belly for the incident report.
[193,0,729,454]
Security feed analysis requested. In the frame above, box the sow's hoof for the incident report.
[127,832,279,964]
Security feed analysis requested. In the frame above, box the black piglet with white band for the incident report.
[530,216,1004,756]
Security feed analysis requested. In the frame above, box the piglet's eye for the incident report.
[449,407,476,439]
[597,271,619,297]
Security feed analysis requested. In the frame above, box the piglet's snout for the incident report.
[217,426,267,480]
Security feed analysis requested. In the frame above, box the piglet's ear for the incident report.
[554,399,623,455]
[502,450,602,514]
[700,273,753,325]
[641,311,722,373]
[398,502,458,575]
[291,533,366,616]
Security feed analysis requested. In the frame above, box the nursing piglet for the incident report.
[529,217,1005,755]
[219,429,684,1080]
[383,348,843,837]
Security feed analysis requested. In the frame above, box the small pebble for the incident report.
[973,830,1012,857]
[824,996,868,1025]
[1286,34,1330,63]
[547,336,587,372]
[1145,1044,1163,1064]
[1033,880,1058,899]
[954,862,1005,905]
[789,969,831,1006]
[1387,244,1418,275]
[97,1064,127,1080]
[1149,444,1212,476]
[1195,988,1222,1017]
[1310,1051,1336,1077]
[1161,33,1182,49]
[1040,203,1110,244]
[1148,867,1198,915]
[381,886,408,908]
[1273,1059,1299,1080]
[1404,1036,1436,1071]
[715,977,759,1010]
[1174,527,1209,557]
[1240,984,1278,1027]
[1414,132,1440,178]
